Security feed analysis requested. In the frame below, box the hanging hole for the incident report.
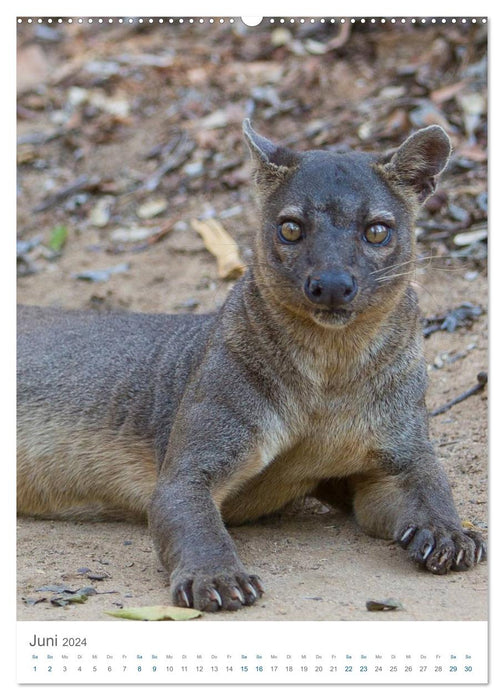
[241,17,263,27]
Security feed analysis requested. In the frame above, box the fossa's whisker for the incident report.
[369,254,459,277]
[373,270,415,283]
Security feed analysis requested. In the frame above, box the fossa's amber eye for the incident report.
[364,223,391,245]
[278,221,303,243]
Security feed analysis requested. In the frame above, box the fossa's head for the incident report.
[244,119,450,329]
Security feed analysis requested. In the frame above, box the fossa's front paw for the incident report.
[396,522,486,575]
[171,568,264,612]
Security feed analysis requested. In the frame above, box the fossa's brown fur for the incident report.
[17,121,486,611]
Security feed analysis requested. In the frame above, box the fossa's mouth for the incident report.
[311,307,356,328]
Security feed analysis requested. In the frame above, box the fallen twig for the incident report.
[430,371,487,417]
[33,175,101,213]
[422,302,483,337]
[325,21,352,50]
[105,219,176,254]
[141,133,195,192]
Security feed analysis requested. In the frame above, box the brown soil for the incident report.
[16,18,488,622]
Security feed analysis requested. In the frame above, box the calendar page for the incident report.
[15,3,489,689]
[17,621,487,683]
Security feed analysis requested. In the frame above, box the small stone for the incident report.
[183,161,205,178]
[174,298,199,310]
[136,198,168,219]
[67,86,89,107]
[270,27,292,47]
[110,227,153,242]
[453,228,487,247]
[89,196,115,227]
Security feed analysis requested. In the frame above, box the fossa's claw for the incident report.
[244,582,258,601]
[230,586,245,604]
[422,543,433,560]
[400,526,415,543]
[208,588,223,607]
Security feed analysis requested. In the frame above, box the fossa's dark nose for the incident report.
[304,270,358,308]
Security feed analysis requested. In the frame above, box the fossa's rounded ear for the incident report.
[243,119,298,193]
[382,126,452,203]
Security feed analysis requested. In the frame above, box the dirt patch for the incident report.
[16,18,488,622]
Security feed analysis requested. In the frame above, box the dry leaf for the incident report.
[366,598,404,611]
[48,225,68,252]
[191,218,246,280]
[461,520,476,529]
[17,45,52,93]
[430,81,467,105]
[106,605,202,621]
[457,93,486,141]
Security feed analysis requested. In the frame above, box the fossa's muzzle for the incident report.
[304,270,358,309]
